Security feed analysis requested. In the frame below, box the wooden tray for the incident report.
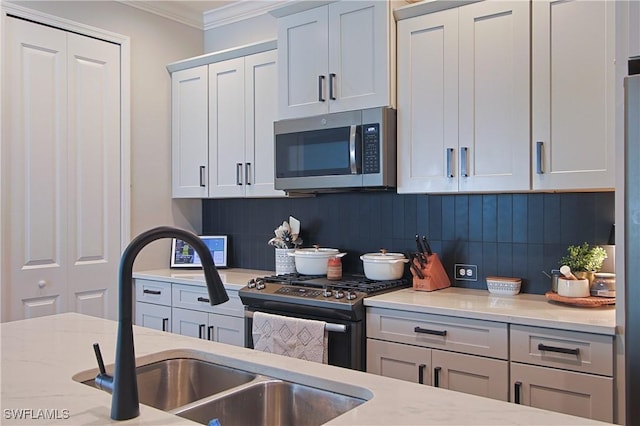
[545,291,615,307]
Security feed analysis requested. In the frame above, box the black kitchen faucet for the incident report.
[92,226,229,420]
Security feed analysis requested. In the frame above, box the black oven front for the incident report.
[243,306,364,371]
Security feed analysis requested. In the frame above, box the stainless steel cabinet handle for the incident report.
[514,381,522,404]
[318,75,326,102]
[236,163,243,185]
[198,324,206,339]
[446,148,454,178]
[536,141,544,174]
[414,326,447,336]
[162,318,169,332]
[460,147,468,177]
[329,73,336,100]
[537,343,580,356]
[199,166,206,187]
[245,162,251,185]
[349,125,357,174]
[418,364,427,385]
[434,366,442,387]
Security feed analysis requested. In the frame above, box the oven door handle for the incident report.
[245,311,348,334]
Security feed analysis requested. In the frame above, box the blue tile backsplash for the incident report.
[202,191,615,294]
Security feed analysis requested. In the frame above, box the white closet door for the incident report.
[66,32,120,319]
[5,17,69,319]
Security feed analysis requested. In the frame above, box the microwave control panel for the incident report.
[362,123,380,174]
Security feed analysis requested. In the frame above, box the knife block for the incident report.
[412,253,451,292]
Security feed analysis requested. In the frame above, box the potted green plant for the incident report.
[559,242,608,282]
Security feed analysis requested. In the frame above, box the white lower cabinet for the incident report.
[134,278,245,347]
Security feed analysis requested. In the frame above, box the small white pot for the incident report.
[360,252,409,281]
[557,278,590,298]
[288,247,345,275]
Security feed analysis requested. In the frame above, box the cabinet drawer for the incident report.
[135,279,172,306]
[172,284,244,317]
[510,325,613,376]
[366,307,508,359]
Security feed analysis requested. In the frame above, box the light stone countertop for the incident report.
[133,268,274,291]
[0,313,610,425]
[365,287,616,335]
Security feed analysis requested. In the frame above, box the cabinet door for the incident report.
[208,313,245,347]
[397,8,459,193]
[631,1,640,59]
[244,50,285,198]
[209,58,246,197]
[136,302,171,332]
[171,66,209,198]
[458,0,530,192]
[532,0,615,190]
[172,307,208,339]
[327,1,389,113]
[432,350,508,401]
[511,362,613,423]
[367,339,431,385]
[277,6,329,119]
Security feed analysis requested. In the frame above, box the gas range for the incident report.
[239,273,409,313]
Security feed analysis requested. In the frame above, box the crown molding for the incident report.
[203,0,292,30]
[117,1,204,30]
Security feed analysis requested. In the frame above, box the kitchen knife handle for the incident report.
[460,147,468,177]
[446,148,454,178]
[197,296,210,303]
[514,381,522,404]
[245,162,251,185]
[434,366,442,387]
[537,343,580,356]
[198,324,206,339]
[536,141,544,174]
[207,325,214,341]
[414,326,447,337]
[329,73,336,100]
[418,364,427,385]
[318,75,326,102]
[199,166,206,187]
[162,318,169,332]
[236,163,243,185]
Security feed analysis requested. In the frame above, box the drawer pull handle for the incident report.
[434,366,442,388]
[537,343,580,356]
[162,318,169,332]
[143,289,161,295]
[514,381,522,404]
[414,326,447,337]
[197,296,210,303]
[207,325,214,341]
[198,324,206,339]
[418,364,427,385]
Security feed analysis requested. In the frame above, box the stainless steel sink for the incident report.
[81,358,257,411]
[173,378,366,426]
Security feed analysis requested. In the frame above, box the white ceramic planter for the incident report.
[557,278,590,298]
[275,248,296,275]
[360,252,408,280]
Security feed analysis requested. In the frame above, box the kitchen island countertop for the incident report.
[1,312,610,425]
[365,287,616,335]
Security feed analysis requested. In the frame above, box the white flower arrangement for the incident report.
[268,216,303,249]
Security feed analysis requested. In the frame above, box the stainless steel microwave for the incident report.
[274,107,397,192]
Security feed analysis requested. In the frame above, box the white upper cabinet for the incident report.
[532,0,615,191]
[171,66,209,198]
[397,1,530,194]
[629,1,640,59]
[277,1,395,119]
[170,47,284,199]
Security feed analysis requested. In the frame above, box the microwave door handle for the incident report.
[349,125,357,174]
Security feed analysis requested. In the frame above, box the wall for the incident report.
[11,1,204,270]
[204,13,276,52]
[203,191,615,295]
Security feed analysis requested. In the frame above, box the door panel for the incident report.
[367,339,431,384]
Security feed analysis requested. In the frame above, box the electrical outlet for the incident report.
[454,264,478,281]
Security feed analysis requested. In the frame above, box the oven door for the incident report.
[244,306,364,371]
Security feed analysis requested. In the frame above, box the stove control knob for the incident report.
[247,279,256,289]
[335,290,345,299]
[256,280,266,290]
[323,289,333,297]
[346,291,358,300]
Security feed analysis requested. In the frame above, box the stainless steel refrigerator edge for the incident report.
[625,73,640,424]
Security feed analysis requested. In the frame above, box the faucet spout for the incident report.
[109,226,228,420]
